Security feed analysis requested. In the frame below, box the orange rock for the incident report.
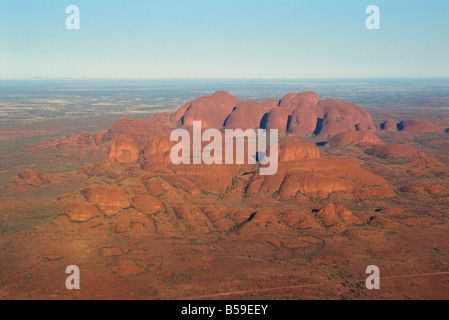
[19,169,43,186]
[181,91,239,128]
[62,203,103,222]
[279,91,319,113]
[105,117,169,149]
[380,119,397,131]
[160,173,202,194]
[407,158,446,170]
[366,144,420,159]
[326,131,384,147]
[398,119,442,133]
[80,217,107,230]
[265,107,290,135]
[316,203,363,227]
[224,99,278,130]
[191,245,213,252]
[249,156,394,200]
[85,185,130,216]
[108,135,139,163]
[114,223,128,233]
[145,179,164,196]
[315,99,376,138]
[400,184,449,196]
[132,195,165,215]
[279,172,354,200]
[287,107,318,137]
[170,163,244,194]
[281,210,301,227]
[214,218,235,231]
[278,139,320,162]
[88,159,123,176]
[282,92,320,136]
[201,205,228,223]
[172,204,210,229]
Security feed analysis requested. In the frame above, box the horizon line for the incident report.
[1,76,449,81]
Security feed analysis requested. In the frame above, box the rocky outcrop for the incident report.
[316,203,363,227]
[326,131,384,147]
[181,91,239,128]
[19,169,43,186]
[400,184,449,196]
[277,139,320,162]
[109,135,139,163]
[84,185,130,216]
[380,119,397,131]
[314,99,376,138]
[105,118,169,149]
[246,156,395,200]
[366,144,420,159]
[397,119,442,133]
[262,92,375,138]
[224,99,278,130]
[62,203,102,222]
[132,195,165,215]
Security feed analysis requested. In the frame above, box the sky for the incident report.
[0,0,448,79]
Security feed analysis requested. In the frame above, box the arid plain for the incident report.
[1,80,449,299]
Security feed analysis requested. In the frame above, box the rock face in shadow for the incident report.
[181,91,239,128]
[380,119,398,131]
[313,99,376,138]
[261,92,375,138]
[397,119,442,133]
[224,99,278,130]
[148,90,376,140]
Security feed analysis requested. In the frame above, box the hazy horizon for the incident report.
[1,0,448,79]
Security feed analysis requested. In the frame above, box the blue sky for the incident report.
[1,0,448,78]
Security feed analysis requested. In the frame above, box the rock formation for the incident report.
[109,135,140,163]
[366,144,420,159]
[326,131,384,147]
[397,119,442,133]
